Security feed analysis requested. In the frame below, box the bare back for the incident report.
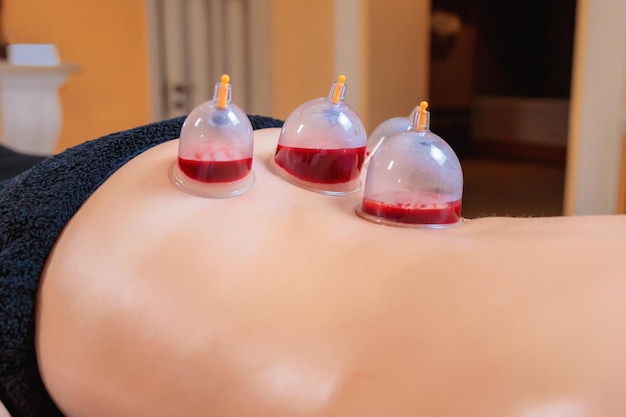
[37,128,626,417]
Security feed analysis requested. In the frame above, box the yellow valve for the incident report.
[331,74,346,104]
[216,74,230,109]
[417,101,429,131]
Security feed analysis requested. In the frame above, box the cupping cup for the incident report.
[357,102,464,228]
[170,74,255,198]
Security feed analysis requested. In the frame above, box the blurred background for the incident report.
[0,0,624,216]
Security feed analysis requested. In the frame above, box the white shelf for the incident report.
[0,62,79,155]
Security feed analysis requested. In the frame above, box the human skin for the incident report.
[0,400,9,417]
[35,128,626,417]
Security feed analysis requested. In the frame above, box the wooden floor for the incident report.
[460,157,566,219]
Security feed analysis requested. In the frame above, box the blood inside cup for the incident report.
[361,194,462,225]
[273,144,365,184]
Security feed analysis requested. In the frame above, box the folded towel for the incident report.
[0,115,284,417]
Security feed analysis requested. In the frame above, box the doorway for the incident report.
[428,0,577,217]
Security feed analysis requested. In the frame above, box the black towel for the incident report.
[0,114,284,417]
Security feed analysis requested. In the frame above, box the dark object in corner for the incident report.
[0,145,49,182]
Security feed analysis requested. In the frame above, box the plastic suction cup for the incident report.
[356,101,464,228]
[170,74,255,198]
[364,105,420,166]
[268,75,367,195]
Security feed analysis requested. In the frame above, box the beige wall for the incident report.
[366,0,430,130]
[3,0,151,152]
[269,0,335,121]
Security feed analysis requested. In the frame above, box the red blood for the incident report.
[274,145,365,184]
[361,198,462,225]
[178,157,252,183]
